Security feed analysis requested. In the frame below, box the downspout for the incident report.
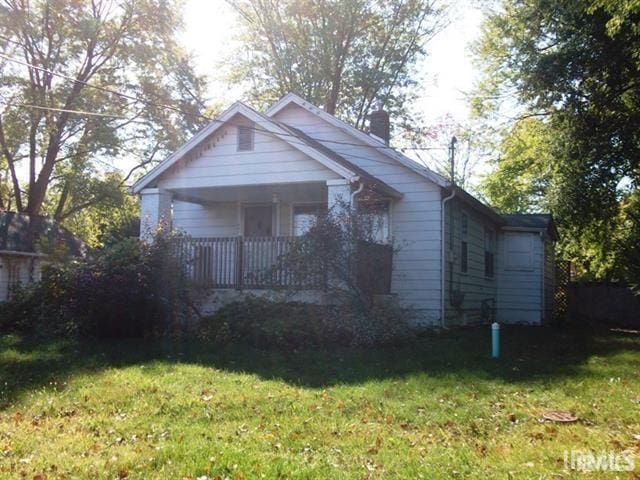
[350,179,365,207]
[441,188,456,328]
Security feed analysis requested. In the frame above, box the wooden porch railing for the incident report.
[174,236,326,290]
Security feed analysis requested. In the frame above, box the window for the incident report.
[237,124,254,151]
[504,232,533,270]
[244,205,273,237]
[461,212,468,236]
[358,200,390,243]
[6,262,21,299]
[460,212,468,273]
[293,204,325,236]
[461,241,468,273]
[484,229,495,278]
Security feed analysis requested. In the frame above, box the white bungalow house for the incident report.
[131,93,557,326]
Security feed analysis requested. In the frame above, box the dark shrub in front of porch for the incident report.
[197,295,412,350]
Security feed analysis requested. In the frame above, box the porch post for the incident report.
[139,188,172,241]
[326,179,352,213]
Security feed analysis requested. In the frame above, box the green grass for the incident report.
[0,325,638,479]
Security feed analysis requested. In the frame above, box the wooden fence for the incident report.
[566,282,640,327]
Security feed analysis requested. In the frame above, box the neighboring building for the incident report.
[0,211,84,299]
[131,93,558,326]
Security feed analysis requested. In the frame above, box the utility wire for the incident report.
[0,52,451,178]
[0,101,149,121]
[0,52,444,155]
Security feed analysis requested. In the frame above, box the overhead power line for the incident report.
[0,52,447,171]
[0,101,148,121]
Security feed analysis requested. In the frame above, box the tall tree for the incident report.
[0,0,207,219]
[226,0,446,130]
[474,0,640,282]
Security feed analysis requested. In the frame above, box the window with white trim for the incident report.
[358,200,390,243]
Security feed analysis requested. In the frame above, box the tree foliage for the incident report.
[475,0,640,283]
[226,0,446,130]
[480,117,555,213]
[0,0,207,221]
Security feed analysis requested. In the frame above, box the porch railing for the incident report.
[174,236,326,290]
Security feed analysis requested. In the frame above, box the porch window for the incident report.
[358,200,390,243]
[237,124,254,151]
[293,204,325,236]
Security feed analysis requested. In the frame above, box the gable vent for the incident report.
[237,124,254,151]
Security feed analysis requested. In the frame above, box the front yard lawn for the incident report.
[0,325,638,479]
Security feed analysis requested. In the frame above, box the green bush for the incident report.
[0,230,197,338]
[197,296,412,350]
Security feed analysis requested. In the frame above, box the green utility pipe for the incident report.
[491,322,500,359]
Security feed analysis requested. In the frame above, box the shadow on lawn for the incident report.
[1,324,639,408]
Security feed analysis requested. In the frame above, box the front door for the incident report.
[243,205,274,237]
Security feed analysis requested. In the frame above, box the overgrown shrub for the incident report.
[0,229,198,338]
[197,295,413,350]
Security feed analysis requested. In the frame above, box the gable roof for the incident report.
[266,93,451,189]
[502,214,559,240]
[0,211,84,257]
[266,93,508,222]
[131,102,401,195]
[131,93,551,230]
[282,125,402,199]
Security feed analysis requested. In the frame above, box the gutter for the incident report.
[441,188,456,327]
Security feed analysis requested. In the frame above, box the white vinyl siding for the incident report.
[172,201,239,238]
[157,114,341,191]
[443,199,499,325]
[273,104,442,325]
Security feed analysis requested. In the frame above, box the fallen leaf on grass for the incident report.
[542,411,578,423]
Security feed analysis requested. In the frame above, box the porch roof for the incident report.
[170,182,327,205]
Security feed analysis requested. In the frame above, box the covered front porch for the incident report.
[140,179,394,291]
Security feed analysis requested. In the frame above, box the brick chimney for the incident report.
[369,107,390,145]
